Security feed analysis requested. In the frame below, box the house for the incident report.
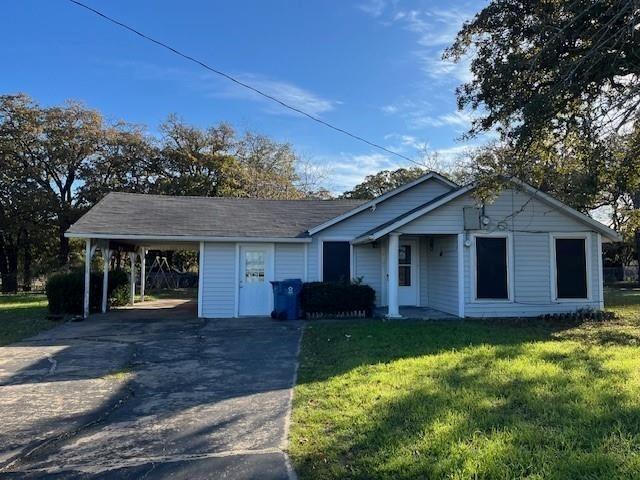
[66,172,621,319]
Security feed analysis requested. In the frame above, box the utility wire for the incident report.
[68,0,424,167]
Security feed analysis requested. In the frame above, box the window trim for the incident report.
[470,232,514,303]
[549,233,592,302]
[318,237,353,282]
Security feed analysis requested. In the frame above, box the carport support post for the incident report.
[101,248,111,314]
[139,247,146,302]
[386,232,401,318]
[129,252,136,305]
[83,239,92,319]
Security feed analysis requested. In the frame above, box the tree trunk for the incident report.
[635,230,640,286]
[633,191,640,285]
[22,230,32,292]
[0,242,18,294]
[0,236,8,294]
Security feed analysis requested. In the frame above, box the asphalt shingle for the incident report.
[67,192,366,239]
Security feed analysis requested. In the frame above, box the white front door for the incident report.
[239,244,273,316]
[398,240,418,306]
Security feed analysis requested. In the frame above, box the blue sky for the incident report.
[2,0,486,193]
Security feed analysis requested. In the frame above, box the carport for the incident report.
[70,236,199,319]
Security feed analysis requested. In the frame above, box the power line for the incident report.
[67,0,424,167]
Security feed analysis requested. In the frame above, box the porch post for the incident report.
[387,232,401,318]
[101,248,111,314]
[129,252,136,305]
[83,239,92,319]
[139,247,146,302]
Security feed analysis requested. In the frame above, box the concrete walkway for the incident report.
[0,300,302,479]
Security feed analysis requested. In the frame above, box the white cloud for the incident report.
[421,55,473,83]
[109,60,338,118]
[359,5,474,84]
[208,73,338,117]
[358,0,387,17]
[322,153,400,192]
[410,110,473,129]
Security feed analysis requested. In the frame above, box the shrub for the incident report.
[46,269,129,315]
[300,282,376,317]
[110,283,130,307]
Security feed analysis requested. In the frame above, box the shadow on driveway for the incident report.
[0,300,302,479]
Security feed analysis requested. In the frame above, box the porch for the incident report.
[356,232,464,319]
[373,306,457,320]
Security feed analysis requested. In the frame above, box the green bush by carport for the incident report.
[45,269,129,315]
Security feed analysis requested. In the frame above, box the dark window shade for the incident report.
[323,241,350,283]
[555,238,587,299]
[476,237,508,299]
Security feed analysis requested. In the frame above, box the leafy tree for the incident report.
[447,0,640,270]
[341,167,428,199]
[235,132,304,199]
[0,94,105,265]
[78,123,159,206]
[446,0,639,148]
[155,116,243,197]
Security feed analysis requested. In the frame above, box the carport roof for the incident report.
[66,192,366,240]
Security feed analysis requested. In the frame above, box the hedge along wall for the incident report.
[300,282,376,317]
[46,269,129,315]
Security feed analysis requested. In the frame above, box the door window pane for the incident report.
[245,251,265,283]
[476,237,508,299]
[399,245,411,264]
[555,238,587,298]
[398,245,411,286]
[399,266,411,286]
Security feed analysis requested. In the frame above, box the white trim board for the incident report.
[457,234,465,317]
[307,172,458,236]
[197,241,204,318]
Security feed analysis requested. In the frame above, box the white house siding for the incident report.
[201,242,236,318]
[353,244,382,305]
[462,232,602,317]
[307,178,453,281]
[425,235,459,315]
[274,244,305,281]
[400,188,604,317]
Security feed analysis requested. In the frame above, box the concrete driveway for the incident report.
[0,300,303,479]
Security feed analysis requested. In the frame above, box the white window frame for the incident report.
[318,237,354,282]
[470,232,514,303]
[549,233,592,302]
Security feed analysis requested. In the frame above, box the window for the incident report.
[554,237,588,299]
[398,245,411,286]
[244,251,265,283]
[475,236,509,300]
[322,241,350,283]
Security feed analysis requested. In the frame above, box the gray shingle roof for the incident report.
[67,192,366,239]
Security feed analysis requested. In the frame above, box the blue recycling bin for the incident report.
[270,278,303,320]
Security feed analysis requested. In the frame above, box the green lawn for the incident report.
[290,287,640,479]
[136,287,198,301]
[0,293,56,346]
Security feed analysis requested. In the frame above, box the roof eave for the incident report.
[65,232,313,243]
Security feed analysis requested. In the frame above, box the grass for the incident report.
[290,286,640,479]
[0,293,56,346]
[135,287,197,301]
